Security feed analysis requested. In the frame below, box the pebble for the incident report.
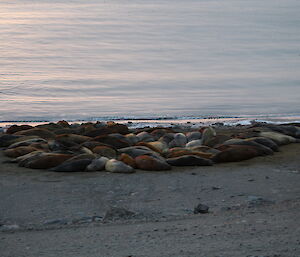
[0,224,20,231]
[43,219,69,225]
[247,196,275,207]
[104,207,136,221]
[193,203,209,214]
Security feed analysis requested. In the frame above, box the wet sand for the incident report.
[1,144,300,256]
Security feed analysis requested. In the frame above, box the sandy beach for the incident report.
[1,143,299,257]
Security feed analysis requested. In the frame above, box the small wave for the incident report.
[1,113,300,129]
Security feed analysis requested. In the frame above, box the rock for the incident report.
[4,146,39,158]
[6,124,33,134]
[71,216,100,224]
[93,135,130,149]
[167,155,213,166]
[15,128,55,139]
[186,139,202,148]
[92,145,117,159]
[86,157,109,171]
[118,153,136,168]
[259,131,297,145]
[247,196,275,207]
[104,207,136,221]
[194,204,209,214]
[50,159,92,172]
[0,224,20,231]
[105,159,134,173]
[135,155,171,171]
[186,131,202,142]
[43,219,69,225]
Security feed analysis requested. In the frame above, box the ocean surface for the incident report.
[0,0,300,124]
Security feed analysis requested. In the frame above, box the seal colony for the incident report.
[1,121,299,173]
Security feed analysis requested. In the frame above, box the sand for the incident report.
[1,144,300,257]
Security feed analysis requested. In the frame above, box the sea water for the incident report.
[0,0,300,124]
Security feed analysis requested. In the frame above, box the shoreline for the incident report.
[1,114,300,129]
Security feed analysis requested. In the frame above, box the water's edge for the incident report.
[1,114,300,129]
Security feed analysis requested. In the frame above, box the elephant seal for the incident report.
[186,131,202,142]
[201,127,216,146]
[50,159,93,172]
[93,135,130,149]
[15,128,55,139]
[119,146,160,159]
[7,138,47,149]
[105,159,134,173]
[6,125,33,134]
[4,146,39,158]
[169,133,187,148]
[86,157,109,171]
[55,134,92,147]
[167,155,213,166]
[213,145,263,163]
[118,153,136,168]
[135,155,171,171]
[259,131,297,145]
[16,151,45,166]
[221,139,274,155]
[186,139,202,148]
[0,134,23,147]
[245,137,279,152]
[24,153,73,169]
[92,145,117,159]
[125,133,139,145]
[167,148,212,159]
[136,141,168,154]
